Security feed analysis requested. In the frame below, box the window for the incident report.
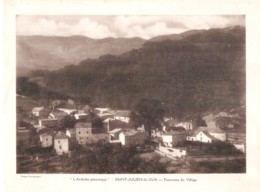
[46,138,48,141]
[79,131,81,134]
[58,140,60,143]
[59,146,62,150]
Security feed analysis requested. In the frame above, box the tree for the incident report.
[59,115,76,129]
[130,98,165,139]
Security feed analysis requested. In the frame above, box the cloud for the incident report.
[16,16,116,38]
[16,15,245,39]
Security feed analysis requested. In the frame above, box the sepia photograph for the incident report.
[16,15,246,174]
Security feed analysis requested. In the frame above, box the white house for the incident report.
[199,127,226,141]
[162,131,188,147]
[187,131,217,143]
[49,110,68,120]
[111,110,131,123]
[54,132,69,155]
[157,144,186,158]
[94,108,110,114]
[57,108,77,115]
[39,133,53,148]
[74,113,88,120]
[109,128,122,143]
[119,130,148,147]
[233,143,245,153]
[32,107,44,117]
[174,122,193,130]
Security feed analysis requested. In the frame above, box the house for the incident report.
[119,130,148,147]
[232,143,246,153]
[187,131,217,143]
[109,128,122,143]
[94,108,110,114]
[97,112,114,120]
[103,118,132,131]
[195,126,226,141]
[75,122,109,145]
[174,122,193,130]
[109,110,131,123]
[54,132,69,155]
[39,118,59,128]
[32,107,44,116]
[157,143,186,159]
[75,122,92,145]
[74,113,88,120]
[162,130,188,147]
[49,110,68,120]
[39,133,53,148]
[57,108,77,115]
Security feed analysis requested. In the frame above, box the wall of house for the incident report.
[233,144,245,153]
[195,132,212,143]
[74,113,87,120]
[54,139,69,155]
[41,135,53,148]
[162,135,172,143]
[114,116,130,123]
[163,133,187,146]
[158,145,186,158]
[186,136,196,141]
[75,127,92,145]
[39,119,58,127]
[175,122,193,130]
[119,133,126,145]
[120,132,148,147]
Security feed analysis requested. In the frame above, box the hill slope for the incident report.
[18,27,245,117]
[16,35,145,76]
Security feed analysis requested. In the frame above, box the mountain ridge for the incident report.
[17,26,245,116]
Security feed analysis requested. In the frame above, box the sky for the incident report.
[16,15,245,39]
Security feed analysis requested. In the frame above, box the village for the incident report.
[16,95,246,173]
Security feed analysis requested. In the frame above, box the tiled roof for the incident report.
[109,128,122,134]
[55,133,69,140]
[108,110,131,117]
[196,126,223,133]
[32,107,44,112]
[51,111,68,117]
[201,131,218,140]
[75,122,92,128]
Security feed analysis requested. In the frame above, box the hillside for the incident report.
[17,26,245,117]
[16,35,145,76]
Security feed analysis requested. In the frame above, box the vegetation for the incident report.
[130,98,165,138]
[190,159,246,173]
[186,140,243,156]
[19,144,169,173]
[17,27,245,119]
